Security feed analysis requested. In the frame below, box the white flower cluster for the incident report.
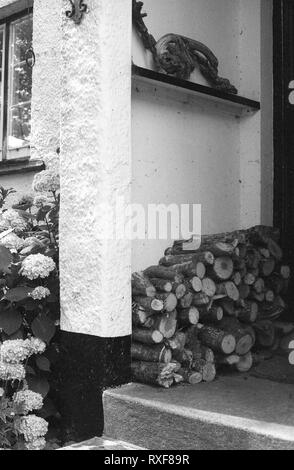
[0,338,46,365]
[25,437,46,451]
[42,152,60,173]
[20,254,56,280]
[27,337,46,355]
[15,414,48,449]
[0,218,10,233]
[0,362,26,381]
[0,340,31,364]
[29,286,51,301]
[13,390,43,414]
[0,232,24,251]
[2,209,28,233]
[33,170,60,194]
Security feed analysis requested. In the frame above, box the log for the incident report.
[233,258,246,271]
[218,299,235,317]
[235,352,253,372]
[199,305,223,323]
[192,293,211,307]
[178,307,200,327]
[173,349,193,367]
[279,265,291,280]
[153,310,177,339]
[219,318,253,355]
[259,258,275,277]
[238,244,247,259]
[201,277,217,297]
[169,261,196,276]
[132,302,151,327]
[131,361,180,388]
[192,358,216,383]
[197,325,236,355]
[232,271,242,286]
[178,292,193,309]
[132,272,156,297]
[188,277,203,293]
[215,281,239,301]
[178,368,203,384]
[280,332,294,352]
[155,293,177,312]
[246,248,261,270]
[131,343,172,363]
[165,332,186,352]
[273,321,294,336]
[132,328,164,344]
[207,257,234,281]
[133,296,164,313]
[199,241,236,257]
[216,354,240,366]
[259,247,270,259]
[144,266,184,283]
[253,277,265,294]
[289,351,294,366]
[267,238,283,261]
[249,290,265,302]
[171,282,187,299]
[253,320,275,348]
[195,262,206,280]
[244,272,256,286]
[236,300,258,324]
[200,231,247,245]
[150,278,173,293]
[200,346,215,363]
[159,252,214,266]
[265,289,275,303]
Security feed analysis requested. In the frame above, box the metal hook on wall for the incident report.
[66,0,88,25]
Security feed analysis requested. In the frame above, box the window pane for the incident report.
[8,15,32,153]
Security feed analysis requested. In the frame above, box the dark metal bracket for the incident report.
[66,0,88,25]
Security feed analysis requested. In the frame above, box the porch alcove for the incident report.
[103,0,294,450]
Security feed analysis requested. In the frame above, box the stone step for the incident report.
[103,375,294,450]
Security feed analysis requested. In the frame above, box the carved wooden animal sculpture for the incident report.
[133,0,238,94]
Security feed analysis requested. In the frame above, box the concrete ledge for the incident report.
[59,436,144,451]
[103,376,294,450]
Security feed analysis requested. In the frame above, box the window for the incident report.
[0,11,33,161]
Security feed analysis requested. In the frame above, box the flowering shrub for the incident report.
[0,338,48,449]
[0,148,60,449]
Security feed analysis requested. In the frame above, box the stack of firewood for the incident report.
[131,225,292,388]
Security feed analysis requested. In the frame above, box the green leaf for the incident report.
[0,246,12,274]
[5,287,32,302]
[0,309,22,335]
[31,313,56,344]
[26,375,50,398]
[36,356,51,372]
[26,365,36,376]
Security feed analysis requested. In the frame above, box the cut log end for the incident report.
[221,334,236,355]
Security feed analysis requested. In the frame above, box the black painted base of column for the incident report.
[54,331,131,442]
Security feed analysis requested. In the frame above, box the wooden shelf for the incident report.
[132,64,260,113]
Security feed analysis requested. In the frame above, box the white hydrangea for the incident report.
[0,218,10,233]
[24,337,46,356]
[0,362,26,381]
[13,390,43,414]
[29,286,51,301]
[15,415,48,442]
[0,232,24,251]
[22,237,41,248]
[0,340,31,364]
[33,170,60,193]
[20,254,56,280]
[25,437,46,451]
[2,209,28,233]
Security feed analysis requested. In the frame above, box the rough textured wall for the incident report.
[31,0,61,160]
[60,0,132,338]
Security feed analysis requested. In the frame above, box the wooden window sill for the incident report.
[0,158,45,176]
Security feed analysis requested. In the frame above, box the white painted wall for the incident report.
[132,0,273,271]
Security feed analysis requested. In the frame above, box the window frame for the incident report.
[0,7,33,162]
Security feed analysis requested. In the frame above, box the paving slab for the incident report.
[103,375,294,450]
[60,436,145,450]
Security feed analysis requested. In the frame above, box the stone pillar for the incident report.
[58,0,132,439]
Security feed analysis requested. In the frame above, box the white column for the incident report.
[59,0,132,338]
[31,0,61,160]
